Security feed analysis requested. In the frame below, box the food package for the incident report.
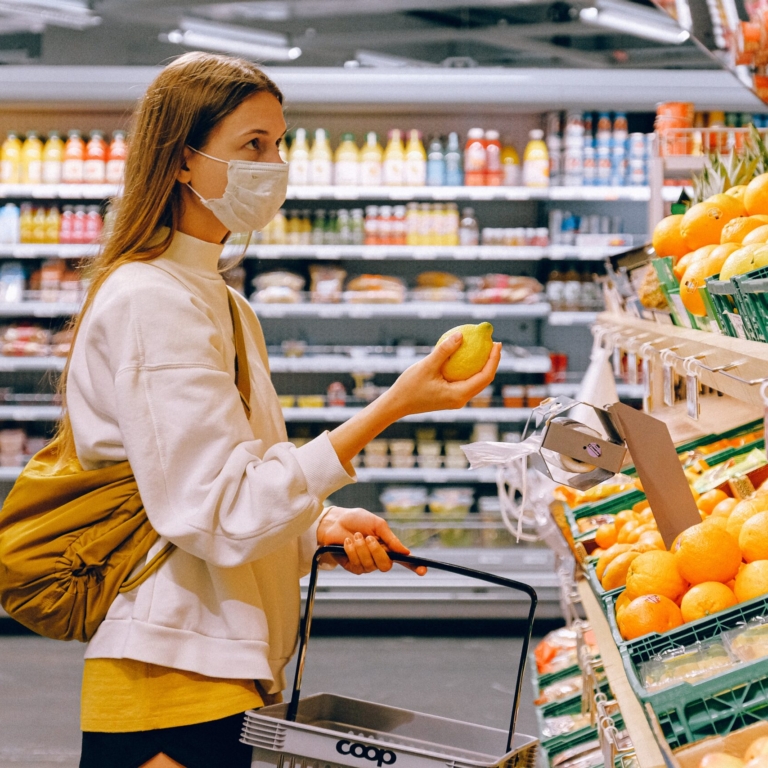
[1,325,51,357]
[533,673,583,706]
[723,616,768,662]
[310,266,346,304]
[639,639,737,692]
[429,487,474,517]
[541,712,592,740]
[638,263,668,310]
[252,271,305,303]
[534,626,598,676]
[467,274,543,304]
[344,274,406,304]
[413,272,465,302]
[554,473,639,509]
[50,328,73,357]
[380,486,428,517]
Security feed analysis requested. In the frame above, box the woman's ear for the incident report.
[176,147,193,184]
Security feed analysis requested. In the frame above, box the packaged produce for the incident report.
[380,486,428,517]
[723,616,768,662]
[533,673,583,706]
[467,274,543,304]
[429,487,474,516]
[640,640,737,692]
[534,626,584,675]
[344,274,405,303]
[541,712,592,740]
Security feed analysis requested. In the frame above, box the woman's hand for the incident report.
[386,334,502,419]
[317,506,427,575]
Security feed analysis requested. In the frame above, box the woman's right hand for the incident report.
[386,332,502,418]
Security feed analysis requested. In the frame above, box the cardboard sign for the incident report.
[607,402,701,548]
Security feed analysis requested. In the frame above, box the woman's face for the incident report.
[177,90,287,237]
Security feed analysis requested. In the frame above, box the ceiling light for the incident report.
[0,0,100,30]
[579,2,690,44]
[161,17,301,61]
[355,49,437,68]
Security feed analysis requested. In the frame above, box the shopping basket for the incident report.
[241,545,540,768]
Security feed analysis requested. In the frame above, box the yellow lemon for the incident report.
[720,244,768,280]
[437,322,494,381]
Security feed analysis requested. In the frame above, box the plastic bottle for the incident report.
[21,131,43,185]
[106,130,127,184]
[299,209,312,244]
[19,203,34,243]
[309,129,333,187]
[392,205,407,246]
[31,205,47,244]
[286,210,300,245]
[62,130,85,184]
[459,207,479,246]
[350,208,365,245]
[484,130,503,186]
[404,129,427,186]
[444,132,463,186]
[426,135,445,187]
[446,203,460,246]
[312,209,326,245]
[42,132,64,185]
[44,206,60,244]
[546,268,565,310]
[85,205,103,242]
[359,132,383,187]
[84,131,108,184]
[71,205,87,244]
[1,132,22,184]
[334,133,360,187]
[405,203,419,246]
[563,264,582,311]
[383,129,405,186]
[501,143,520,186]
[288,128,310,186]
[0,203,20,244]
[522,129,549,188]
[464,128,487,186]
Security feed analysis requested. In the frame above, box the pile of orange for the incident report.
[596,484,768,641]
[651,173,768,317]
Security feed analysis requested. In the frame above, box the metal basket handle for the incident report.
[287,545,538,754]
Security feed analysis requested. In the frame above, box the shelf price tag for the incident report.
[612,346,622,378]
[685,358,700,420]
[660,349,678,408]
[642,356,653,412]
[626,351,638,386]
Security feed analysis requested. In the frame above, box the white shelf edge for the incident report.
[282,407,531,423]
[548,311,599,326]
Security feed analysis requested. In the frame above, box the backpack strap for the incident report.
[227,290,252,420]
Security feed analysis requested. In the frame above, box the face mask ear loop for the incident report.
[185,181,208,203]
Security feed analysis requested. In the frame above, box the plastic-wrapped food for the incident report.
[380,486,428,517]
[411,286,464,302]
[310,265,346,304]
[344,274,406,304]
[541,712,592,740]
[724,616,768,662]
[416,271,464,290]
[467,275,543,304]
[254,285,303,304]
[50,328,73,357]
[253,271,306,291]
[535,626,579,675]
[1,325,51,357]
[640,640,736,692]
[554,474,639,508]
[693,448,768,495]
[577,514,616,533]
[429,487,474,517]
[533,674,583,706]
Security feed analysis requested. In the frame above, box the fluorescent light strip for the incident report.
[579,6,690,44]
[165,29,301,60]
[0,0,100,29]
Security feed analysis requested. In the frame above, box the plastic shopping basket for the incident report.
[241,545,540,768]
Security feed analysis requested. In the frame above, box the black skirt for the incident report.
[79,712,253,768]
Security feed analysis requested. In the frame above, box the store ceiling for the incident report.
[0,0,718,70]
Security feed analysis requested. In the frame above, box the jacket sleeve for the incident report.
[99,274,354,568]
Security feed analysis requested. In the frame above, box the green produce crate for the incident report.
[734,266,768,343]
[542,713,624,761]
[585,561,625,617]
[538,663,582,692]
[705,275,742,338]
[652,257,705,330]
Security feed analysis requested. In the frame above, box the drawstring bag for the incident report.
[0,291,251,642]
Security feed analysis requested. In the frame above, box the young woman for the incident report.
[65,52,500,768]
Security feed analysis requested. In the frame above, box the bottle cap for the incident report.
[341,133,356,142]
[485,130,500,140]
[468,128,484,139]
[529,129,544,140]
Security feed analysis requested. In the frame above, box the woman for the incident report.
[64,52,500,768]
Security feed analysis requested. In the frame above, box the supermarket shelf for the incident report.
[0,302,80,317]
[578,581,665,768]
[355,467,497,483]
[0,356,66,372]
[0,466,20,481]
[0,244,99,259]
[548,381,645,399]
[548,311,598,326]
[283,407,531,423]
[661,185,694,202]
[0,405,61,420]
[253,301,550,320]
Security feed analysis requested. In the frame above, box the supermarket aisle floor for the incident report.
[0,633,540,768]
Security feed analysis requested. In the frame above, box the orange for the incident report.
[711,497,739,519]
[726,497,768,541]
[626,550,688,601]
[745,173,768,216]
[632,539,666,553]
[703,515,729,531]
[679,581,738,622]
[720,243,768,279]
[726,579,737,591]
[614,509,635,532]
[721,215,768,244]
[726,184,748,209]
[681,201,739,250]
[673,251,696,281]
[739,511,768,562]
[636,507,654,524]
[652,214,689,259]
[734,560,768,602]
[696,488,730,516]
[680,243,742,315]
[626,523,655,544]
[595,522,617,549]
[745,736,768,761]
[673,522,741,584]
[617,520,640,544]
[700,754,746,768]
[618,594,684,640]
[741,225,768,245]
[614,590,633,623]
[601,551,642,591]
[708,192,747,218]
[595,544,632,581]
[637,530,665,550]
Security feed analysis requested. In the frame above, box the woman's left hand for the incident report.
[316,506,427,575]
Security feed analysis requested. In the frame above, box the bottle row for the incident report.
[0,203,104,245]
[0,130,127,186]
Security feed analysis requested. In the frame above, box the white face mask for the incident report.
[185,147,288,234]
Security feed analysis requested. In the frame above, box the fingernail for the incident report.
[451,332,463,342]
[366,536,376,544]
[354,532,363,541]
[345,537,352,546]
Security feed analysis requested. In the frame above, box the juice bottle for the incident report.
[287,128,310,186]
[333,133,360,187]
[308,129,333,186]
[21,131,43,185]
[42,131,64,185]
[359,132,383,187]
[444,132,463,186]
[84,130,107,183]
[426,135,445,187]
[31,205,47,244]
[59,205,74,244]
[286,209,300,245]
[62,130,85,184]
[19,203,34,243]
[383,129,405,186]
[404,129,427,186]
[405,202,419,246]
[299,209,312,244]
[85,205,103,242]
[459,207,479,246]
[464,128,486,186]
[1,132,22,184]
[501,143,520,186]
[446,203,459,246]
[106,130,127,184]
[44,206,60,244]
[484,130,503,186]
[71,205,87,244]
[522,129,550,187]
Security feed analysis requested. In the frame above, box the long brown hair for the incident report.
[54,52,283,466]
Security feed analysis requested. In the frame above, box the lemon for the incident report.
[720,244,768,280]
[437,322,494,382]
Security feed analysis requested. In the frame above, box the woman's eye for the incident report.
[247,139,261,151]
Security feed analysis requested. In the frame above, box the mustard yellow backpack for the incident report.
[0,291,251,641]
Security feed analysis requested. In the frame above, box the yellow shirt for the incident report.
[81,658,264,733]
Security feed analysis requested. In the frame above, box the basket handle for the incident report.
[286,545,538,754]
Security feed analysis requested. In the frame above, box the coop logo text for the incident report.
[336,740,397,766]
